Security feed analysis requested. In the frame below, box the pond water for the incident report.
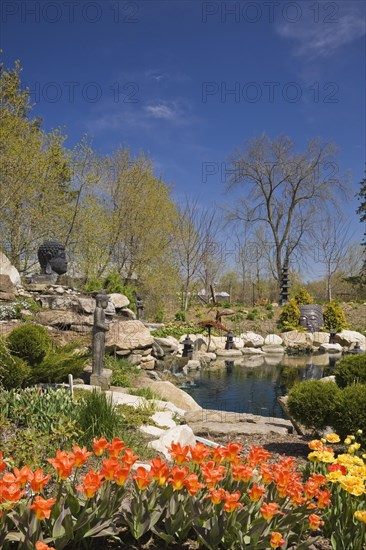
[183,354,339,419]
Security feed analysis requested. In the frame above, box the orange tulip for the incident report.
[309,513,324,530]
[270,531,285,548]
[133,466,152,490]
[248,446,271,467]
[222,442,242,464]
[30,469,51,493]
[28,496,56,520]
[304,478,320,499]
[93,436,108,456]
[184,473,205,496]
[247,482,266,502]
[169,466,189,490]
[260,502,281,521]
[206,487,227,505]
[72,445,92,467]
[76,469,104,498]
[316,489,332,509]
[149,457,170,486]
[308,440,323,451]
[35,542,55,550]
[189,442,211,464]
[0,480,24,506]
[101,457,119,480]
[223,491,243,513]
[113,464,130,486]
[212,446,226,464]
[167,442,189,465]
[121,448,139,467]
[201,461,226,487]
[47,450,75,480]
[260,464,273,484]
[106,437,125,458]
[13,465,33,488]
[232,464,254,483]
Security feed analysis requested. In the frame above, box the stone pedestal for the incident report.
[90,368,112,390]
[28,274,58,285]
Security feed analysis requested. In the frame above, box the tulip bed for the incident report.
[0,435,365,549]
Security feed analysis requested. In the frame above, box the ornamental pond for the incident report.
[182,353,340,420]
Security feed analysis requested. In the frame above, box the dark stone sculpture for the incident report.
[136,296,144,320]
[299,304,324,333]
[92,290,110,376]
[37,239,68,275]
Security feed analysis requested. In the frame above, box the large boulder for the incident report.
[35,310,93,327]
[185,409,292,436]
[240,332,264,348]
[209,336,227,350]
[312,332,330,346]
[282,331,308,347]
[319,343,343,353]
[0,252,21,286]
[118,308,136,320]
[108,293,130,309]
[148,425,196,461]
[140,380,201,412]
[264,334,283,346]
[0,274,17,300]
[155,336,180,353]
[106,320,154,351]
[335,330,366,347]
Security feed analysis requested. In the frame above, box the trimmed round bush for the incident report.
[293,288,314,305]
[279,299,300,332]
[7,324,52,366]
[323,301,347,331]
[332,384,366,445]
[334,355,366,388]
[287,380,340,432]
[0,337,30,389]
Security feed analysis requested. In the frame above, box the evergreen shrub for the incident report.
[287,380,340,432]
[334,354,366,388]
[7,324,52,366]
[323,301,347,331]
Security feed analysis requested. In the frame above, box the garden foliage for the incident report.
[334,354,366,388]
[0,337,30,389]
[292,288,314,305]
[323,301,347,331]
[332,384,366,445]
[287,380,340,432]
[0,439,338,550]
[7,324,52,366]
[278,298,300,332]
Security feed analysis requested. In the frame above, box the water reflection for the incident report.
[184,354,340,419]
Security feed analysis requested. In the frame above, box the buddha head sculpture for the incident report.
[299,304,324,333]
[95,290,109,309]
[37,239,68,275]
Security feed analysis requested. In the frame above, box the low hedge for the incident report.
[287,380,340,432]
[334,354,366,388]
[332,384,366,445]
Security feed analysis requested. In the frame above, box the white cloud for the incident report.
[277,2,365,58]
[145,102,179,120]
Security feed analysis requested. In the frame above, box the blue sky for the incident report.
[2,0,366,256]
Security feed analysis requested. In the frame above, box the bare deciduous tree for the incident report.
[174,198,219,310]
[227,134,348,286]
[311,216,353,301]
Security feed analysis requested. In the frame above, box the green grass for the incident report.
[128,387,165,401]
[116,403,158,427]
[105,355,140,387]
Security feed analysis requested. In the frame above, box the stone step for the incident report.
[185,408,293,436]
